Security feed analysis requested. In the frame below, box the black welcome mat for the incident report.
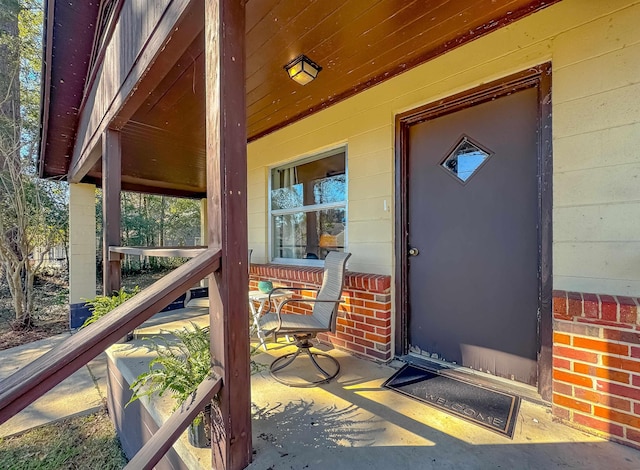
[383,364,520,438]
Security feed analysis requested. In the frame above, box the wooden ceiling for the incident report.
[45,0,558,196]
[247,0,556,140]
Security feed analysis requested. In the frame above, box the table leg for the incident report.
[251,298,269,351]
[272,297,292,344]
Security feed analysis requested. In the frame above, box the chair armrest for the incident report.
[263,287,319,314]
[269,298,342,332]
[268,286,318,298]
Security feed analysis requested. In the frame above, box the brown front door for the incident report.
[406,86,540,386]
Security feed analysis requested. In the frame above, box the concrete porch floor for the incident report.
[108,310,640,469]
[248,342,640,470]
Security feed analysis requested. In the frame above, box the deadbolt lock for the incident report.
[408,247,419,256]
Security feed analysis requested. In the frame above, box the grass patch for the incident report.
[0,409,127,470]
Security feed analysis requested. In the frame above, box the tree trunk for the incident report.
[0,0,20,169]
[0,2,59,327]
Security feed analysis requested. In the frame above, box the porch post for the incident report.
[69,182,97,314]
[204,1,251,469]
[102,129,122,295]
[200,199,208,287]
[200,199,208,246]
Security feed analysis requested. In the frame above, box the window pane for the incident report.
[271,184,303,210]
[313,174,346,205]
[272,208,346,260]
[271,150,346,210]
[441,137,491,183]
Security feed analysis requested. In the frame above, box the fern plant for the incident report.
[128,323,265,408]
[127,323,212,408]
[81,287,140,328]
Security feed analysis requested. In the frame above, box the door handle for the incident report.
[408,247,419,257]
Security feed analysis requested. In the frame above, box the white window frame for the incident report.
[268,146,348,266]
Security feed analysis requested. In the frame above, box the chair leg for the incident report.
[270,346,303,373]
[306,348,339,379]
[269,335,340,388]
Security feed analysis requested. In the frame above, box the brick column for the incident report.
[69,183,97,327]
[552,290,640,449]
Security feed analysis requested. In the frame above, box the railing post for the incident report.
[102,128,122,295]
[205,0,251,469]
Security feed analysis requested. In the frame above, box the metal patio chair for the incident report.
[259,251,351,387]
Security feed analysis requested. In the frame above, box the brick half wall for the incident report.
[553,290,640,448]
[250,264,392,362]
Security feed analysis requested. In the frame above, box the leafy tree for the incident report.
[0,1,67,327]
[96,190,201,275]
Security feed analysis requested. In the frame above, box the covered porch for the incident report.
[106,316,640,469]
[1,0,637,469]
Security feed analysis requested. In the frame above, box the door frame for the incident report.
[394,64,553,400]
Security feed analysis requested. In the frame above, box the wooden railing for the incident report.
[0,248,221,424]
[108,245,207,259]
[124,375,222,470]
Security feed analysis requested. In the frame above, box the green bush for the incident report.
[127,323,212,414]
[81,287,140,328]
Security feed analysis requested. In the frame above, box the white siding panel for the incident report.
[552,2,640,69]
[554,123,640,172]
[349,197,392,222]
[554,82,640,139]
[349,173,393,201]
[349,220,393,244]
[554,42,640,104]
[554,203,640,242]
[555,164,640,208]
[248,196,266,216]
[554,241,640,284]
[348,149,393,178]
[554,276,640,297]
[347,242,392,275]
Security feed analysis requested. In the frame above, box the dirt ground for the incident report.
[0,272,69,350]
[0,269,171,351]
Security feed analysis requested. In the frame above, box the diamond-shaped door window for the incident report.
[441,136,492,184]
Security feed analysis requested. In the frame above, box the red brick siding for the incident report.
[553,290,640,449]
[250,264,392,362]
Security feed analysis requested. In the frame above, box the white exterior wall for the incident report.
[248,0,640,296]
[69,183,97,303]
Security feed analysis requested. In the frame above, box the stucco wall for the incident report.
[69,183,97,303]
[247,0,640,296]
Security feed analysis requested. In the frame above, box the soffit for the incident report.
[39,0,100,178]
[42,0,558,195]
[244,0,557,140]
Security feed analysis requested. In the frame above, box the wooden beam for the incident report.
[0,249,221,425]
[81,175,206,199]
[108,246,207,259]
[123,375,222,470]
[205,0,251,468]
[68,0,203,183]
[119,174,205,195]
[102,129,122,295]
[538,63,553,402]
[36,0,56,177]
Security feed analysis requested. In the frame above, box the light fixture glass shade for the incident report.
[285,55,322,85]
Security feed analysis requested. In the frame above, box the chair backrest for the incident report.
[313,251,351,332]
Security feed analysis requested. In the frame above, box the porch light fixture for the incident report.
[284,54,322,85]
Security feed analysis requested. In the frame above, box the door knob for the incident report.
[408,247,419,256]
